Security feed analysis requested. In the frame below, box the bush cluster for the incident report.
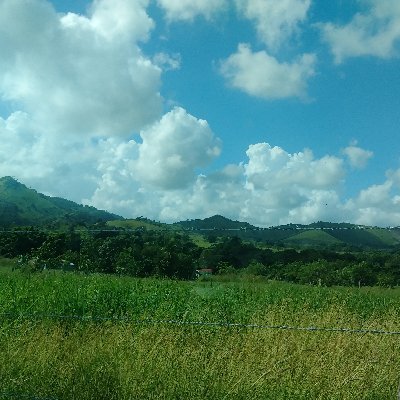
[1,228,399,286]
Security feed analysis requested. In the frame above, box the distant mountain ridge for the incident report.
[174,216,400,249]
[1,176,400,249]
[174,215,255,230]
[0,176,122,227]
[175,216,391,232]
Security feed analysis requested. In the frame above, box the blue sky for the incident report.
[0,0,399,226]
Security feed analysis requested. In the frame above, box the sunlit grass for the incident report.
[0,268,399,399]
[1,320,399,399]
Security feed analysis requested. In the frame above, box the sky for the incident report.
[0,0,400,227]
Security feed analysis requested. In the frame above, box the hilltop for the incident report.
[174,215,255,230]
[0,176,122,227]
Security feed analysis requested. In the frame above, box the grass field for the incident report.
[283,230,342,246]
[0,265,399,399]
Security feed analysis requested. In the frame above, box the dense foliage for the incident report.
[0,228,399,286]
[0,228,200,279]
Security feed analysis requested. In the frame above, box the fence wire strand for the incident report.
[1,312,400,336]
[1,311,399,400]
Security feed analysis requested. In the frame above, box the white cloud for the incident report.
[355,181,392,207]
[320,0,400,63]
[0,111,100,201]
[220,44,316,99]
[89,139,349,227]
[237,143,346,225]
[4,106,399,227]
[156,0,227,21]
[235,0,311,50]
[0,0,162,138]
[84,137,141,216]
[344,177,400,226]
[244,143,345,190]
[1,1,399,229]
[343,145,373,169]
[153,52,181,71]
[88,0,153,42]
[134,107,221,190]
[386,169,400,187]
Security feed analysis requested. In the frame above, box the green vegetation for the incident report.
[0,269,399,399]
[106,217,169,231]
[368,228,400,246]
[1,175,400,251]
[175,214,254,230]
[175,216,400,249]
[2,179,400,399]
[1,229,400,286]
[0,176,122,227]
[2,176,400,397]
[283,229,342,246]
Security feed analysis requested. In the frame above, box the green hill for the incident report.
[175,215,254,230]
[175,215,400,249]
[0,176,123,227]
[2,176,399,249]
[283,230,342,247]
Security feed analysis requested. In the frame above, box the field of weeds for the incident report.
[0,267,399,399]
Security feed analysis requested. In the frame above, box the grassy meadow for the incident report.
[0,263,399,399]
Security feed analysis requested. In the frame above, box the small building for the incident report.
[195,268,213,279]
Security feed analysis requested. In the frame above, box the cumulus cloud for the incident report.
[244,143,345,190]
[235,0,311,50]
[0,0,162,138]
[88,0,153,42]
[84,137,141,216]
[6,110,395,227]
[237,143,346,225]
[1,0,399,229]
[0,0,166,200]
[319,0,400,63]
[342,145,373,169]
[4,110,397,227]
[0,111,100,201]
[84,107,222,217]
[134,107,221,190]
[344,177,400,226]
[0,112,42,177]
[220,44,316,99]
[86,139,350,227]
[156,0,227,21]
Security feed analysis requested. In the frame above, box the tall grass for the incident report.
[0,269,399,399]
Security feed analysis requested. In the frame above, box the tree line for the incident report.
[0,228,399,286]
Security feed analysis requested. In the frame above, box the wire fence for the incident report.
[1,312,400,336]
[1,312,399,400]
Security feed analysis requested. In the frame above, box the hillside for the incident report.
[1,176,399,249]
[0,176,123,227]
[175,215,255,230]
[175,216,400,249]
[107,217,171,231]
